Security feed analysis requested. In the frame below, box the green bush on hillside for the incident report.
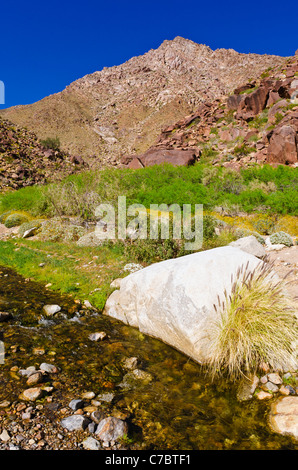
[4,213,30,228]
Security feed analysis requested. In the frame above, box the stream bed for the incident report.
[0,265,297,450]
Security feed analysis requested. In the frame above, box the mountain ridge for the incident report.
[0,37,287,166]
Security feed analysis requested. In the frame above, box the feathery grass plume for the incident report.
[207,260,298,378]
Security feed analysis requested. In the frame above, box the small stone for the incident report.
[60,415,90,431]
[33,348,45,355]
[21,412,31,420]
[0,400,11,408]
[123,357,138,370]
[83,300,93,309]
[83,405,98,413]
[82,436,101,450]
[279,385,290,396]
[19,366,36,377]
[96,392,115,403]
[285,385,296,395]
[40,363,59,374]
[20,387,43,402]
[69,399,84,411]
[260,375,268,384]
[0,429,10,442]
[256,391,273,400]
[88,331,107,341]
[81,391,95,400]
[43,304,61,316]
[95,417,128,445]
[267,373,283,385]
[262,382,279,393]
[26,371,43,386]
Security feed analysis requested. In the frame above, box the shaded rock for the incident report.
[267,125,298,165]
[128,148,197,169]
[69,399,85,411]
[237,375,259,401]
[0,311,12,322]
[236,85,270,120]
[90,410,106,424]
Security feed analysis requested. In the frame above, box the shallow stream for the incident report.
[0,265,297,450]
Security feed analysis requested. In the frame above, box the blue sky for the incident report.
[0,0,297,109]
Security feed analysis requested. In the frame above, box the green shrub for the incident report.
[4,213,30,228]
[40,136,61,151]
[0,210,13,224]
[269,231,294,246]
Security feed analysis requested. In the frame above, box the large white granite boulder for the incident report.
[104,246,262,364]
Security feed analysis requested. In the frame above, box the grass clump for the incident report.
[207,261,298,378]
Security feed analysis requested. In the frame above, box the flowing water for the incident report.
[0,265,297,450]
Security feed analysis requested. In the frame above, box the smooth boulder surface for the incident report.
[104,246,262,364]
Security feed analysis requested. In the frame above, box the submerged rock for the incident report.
[95,417,128,445]
[43,305,61,316]
[104,247,262,364]
[269,396,298,439]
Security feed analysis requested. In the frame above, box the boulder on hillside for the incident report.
[128,148,198,168]
[236,85,270,120]
[229,235,266,259]
[267,124,298,165]
[104,246,262,364]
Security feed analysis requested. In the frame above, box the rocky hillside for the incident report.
[0,118,86,191]
[0,37,287,166]
[124,52,298,169]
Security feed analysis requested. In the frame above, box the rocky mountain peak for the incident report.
[0,38,287,165]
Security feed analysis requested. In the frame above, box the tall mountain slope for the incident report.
[1,37,287,166]
[125,53,298,169]
[0,118,85,191]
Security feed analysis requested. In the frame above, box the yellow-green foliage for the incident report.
[207,261,298,378]
[3,211,31,228]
